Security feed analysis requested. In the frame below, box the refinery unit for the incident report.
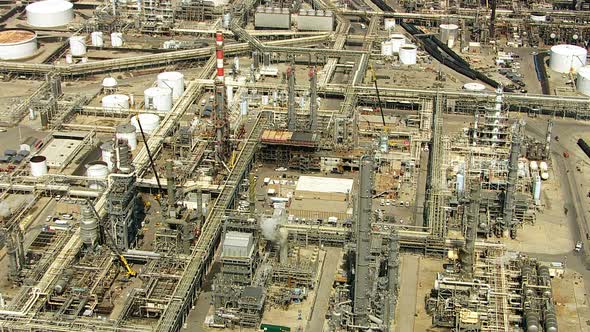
[1,0,590,331]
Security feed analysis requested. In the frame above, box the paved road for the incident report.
[394,255,419,332]
[306,247,341,332]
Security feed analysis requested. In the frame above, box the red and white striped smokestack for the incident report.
[215,32,224,83]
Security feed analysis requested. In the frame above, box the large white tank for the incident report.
[102,76,118,91]
[116,124,138,150]
[533,175,542,201]
[30,155,48,177]
[381,40,393,56]
[530,12,547,22]
[100,141,115,171]
[576,65,590,96]
[384,18,396,30]
[86,161,109,190]
[240,98,248,115]
[456,173,465,194]
[529,160,538,172]
[111,32,123,47]
[144,87,172,112]
[440,24,459,47]
[549,44,587,73]
[463,82,486,92]
[157,72,185,99]
[91,31,104,47]
[390,34,405,53]
[69,35,86,56]
[0,29,38,60]
[399,44,417,65]
[102,94,130,109]
[26,0,74,27]
[131,113,160,135]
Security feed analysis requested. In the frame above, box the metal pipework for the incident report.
[309,67,318,131]
[287,64,297,131]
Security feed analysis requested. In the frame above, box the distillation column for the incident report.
[424,94,447,238]
[503,123,520,238]
[309,67,318,131]
[166,160,176,214]
[545,119,553,157]
[354,156,374,327]
[287,65,297,131]
[461,182,480,278]
[214,31,230,164]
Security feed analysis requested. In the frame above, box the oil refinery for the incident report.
[1,0,590,331]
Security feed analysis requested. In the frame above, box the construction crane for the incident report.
[86,200,138,278]
[368,64,386,128]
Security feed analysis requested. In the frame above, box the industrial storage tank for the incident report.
[549,44,587,73]
[116,124,138,150]
[69,35,86,56]
[131,113,160,135]
[381,41,393,56]
[86,161,109,190]
[399,44,417,65]
[157,72,185,99]
[463,82,486,92]
[102,94,130,109]
[102,76,118,93]
[91,31,103,47]
[0,29,38,60]
[439,24,459,47]
[100,141,115,171]
[533,175,542,201]
[144,87,173,112]
[530,12,547,22]
[576,65,590,96]
[384,18,395,30]
[390,34,405,53]
[111,32,123,47]
[30,155,48,177]
[26,0,74,27]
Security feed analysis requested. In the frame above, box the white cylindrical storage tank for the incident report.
[30,155,48,177]
[65,53,73,64]
[399,44,417,65]
[26,0,74,27]
[530,12,547,22]
[381,41,393,56]
[100,141,115,171]
[69,35,86,56]
[261,95,269,105]
[439,24,459,44]
[80,205,98,247]
[384,18,396,30]
[0,29,38,60]
[102,94,130,109]
[529,160,538,172]
[390,34,405,53]
[102,76,118,92]
[223,13,231,29]
[86,161,109,190]
[533,175,542,201]
[456,173,465,194]
[240,98,248,115]
[131,113,160,135]
[144,87,172,112]
[91,31,104,47]
[116,124,138,151]
[111,32,123,47]
[576,66,590,96]
[549,44,587,73]
[157,72,185,99]
[463,82,486,92]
